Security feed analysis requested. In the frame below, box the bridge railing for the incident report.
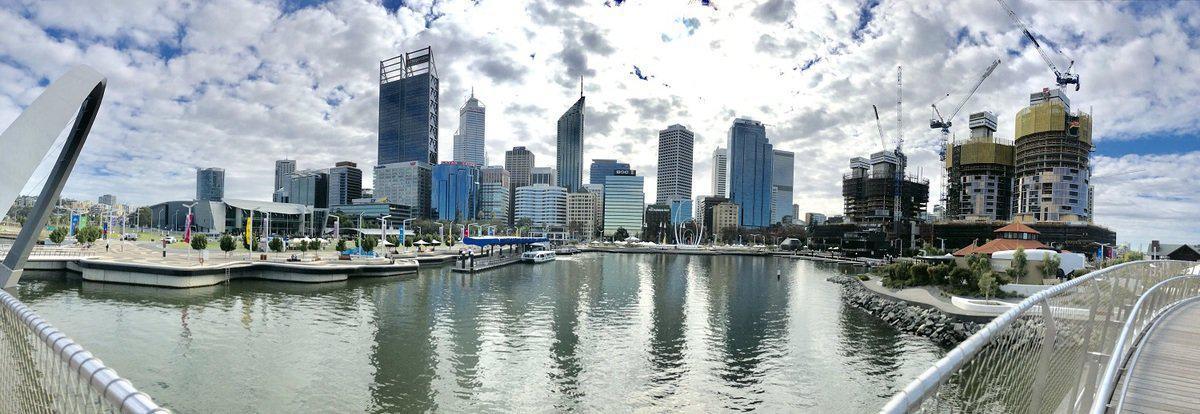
[881,260,1196,414]
[0,289,166,413]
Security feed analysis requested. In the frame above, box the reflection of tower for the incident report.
[548,260,586,400]
[713,256,789,398]
[367,270,437,412]
[647,254,689,395]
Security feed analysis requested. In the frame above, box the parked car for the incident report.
[779,238,802,251]
[121,233,138,241]
[162,236,178,244]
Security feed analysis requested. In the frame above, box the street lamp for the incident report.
[401,218,414,253]
[380,215,392,254]
[437,223,445,251]
[357,212,366,251]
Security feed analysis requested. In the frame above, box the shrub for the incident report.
[1041,254,1061,279]
[308,239,321,251]
[190,234,208,251]
[76,225,101,244]
[361,236,377,253]
[978,271,999,299]
[269,237,283,252]
[298,241,308,253]
[1009,247,1028,281]
[336,239,346,252]
[908,263,930,286]
[387,235,399,247]
[929,264,951,285]
[949,267,975,288]
[219,234,236,256]
[856,274,870,281]
[49,227,67,244]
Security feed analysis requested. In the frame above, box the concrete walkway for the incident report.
[859,278,1003,318]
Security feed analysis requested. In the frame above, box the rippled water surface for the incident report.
[15,253,946,413]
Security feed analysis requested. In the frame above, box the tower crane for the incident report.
[931,58,1001,161]
[871,66,907,250]
[996,0,1079,91]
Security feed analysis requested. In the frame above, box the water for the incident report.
[14,253,945,413]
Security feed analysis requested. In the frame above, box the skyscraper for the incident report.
[656,124,694,204]
[374,161,432,218]
[378,47,439,166]
[196,167,225,202]
[478,166,510,222]
[727,118,773,228]
[431,161,480,222]
[452,91,486,166]
[771,149,795,224]
[602,170,645,238]
[556,95,585,192]
[98,194,116,206]
[1012,89,1093,223]
[711,148,728,198]
[589,159,629,185]
[273,159,296,202]
[945,111,1015,221]
[327,161,363,206]
[514,184,567,228]
[504,146,534,225]
[285,169,329,208]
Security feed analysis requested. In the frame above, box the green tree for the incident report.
[76,225,101,244]
[190,233,208,251]
[361,236,377,253]
[269,237,284,252]
[1008,247,1028,282]
[49,227,67,244]
[949,267,975,288]
[978,271,999,299]
[1041,254,1061,279]
[308,239,321,251]
[219,234,236,257]
[298,241,308,253]
[613,227,630,241]
[386,235,399,247]
[335,239,346,252]
[908,262,930,286]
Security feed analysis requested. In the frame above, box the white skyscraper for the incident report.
[711,148,727,198]
[273,159,296,202]
[514,184,567,227]
[771,149,795,224]
[452,91,486,166]
[655,124,694,204]
[530,167,557,186]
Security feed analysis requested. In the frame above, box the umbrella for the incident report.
[414,240,429,245]
[430,239,442,245]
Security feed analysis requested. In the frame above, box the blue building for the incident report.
[378,47,439,166]
[556,96,585,192]
[432,161,480,222]
[727,118,773,228]
[669,199,692,224]
[589,159,629,185]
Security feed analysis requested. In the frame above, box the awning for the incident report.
[463,236,550,247]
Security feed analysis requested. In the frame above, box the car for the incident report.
[121,233,138,241]
[162,236,178,244]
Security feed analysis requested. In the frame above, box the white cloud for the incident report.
[1,0,1198,246]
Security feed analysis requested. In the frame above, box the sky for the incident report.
[1,0,1199,249]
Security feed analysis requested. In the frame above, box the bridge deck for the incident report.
[1116,300,1200,413]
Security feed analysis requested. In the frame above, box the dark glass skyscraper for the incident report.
[196,167,225,201]
[589,159,629,185]
[431,162,480,222]
[727,118,773,228]
[378,47,439,166]
[327,161,363,206]
[556,96,584,192]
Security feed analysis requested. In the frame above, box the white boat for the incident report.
[521,250,556,263]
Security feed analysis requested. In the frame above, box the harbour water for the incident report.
[15,253,946,412]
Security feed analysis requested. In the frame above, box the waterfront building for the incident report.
[584,183,605,235]
[1148,241,1200,261]
[944,111,1015,221]
[792,204,800,224]
[589,159,629,185]
[452,91,486,166]
[727,118,773,228]
[656,124,694,204]
[567,191,599,241]
[698,196,728,239]
[374,161,431,218]
[602,170,644,238]
[557,95,585,192]
[327,202,413,223]
[842,151,929,226]
[378,47,439,166]
[196,167,225,202]
[530,167,557,186]
[478,166,510,222]
[273,159,296,202]
[694,195,707,221]
[670,198,692,224]
[643,204,672,243]
[189,199,326,237]
[771,149,795,224]
[1012,89,1093,223]
[712,202,740,243]
[805,212,827,227]
[505,146,534,225]
[514,184,567,228]
[98,194,116,206]
[327,161,363,207]
[431,161,480,222]
[284,169,329,208]
[711,148,728,198]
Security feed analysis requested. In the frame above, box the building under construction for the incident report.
[843,150,929,226]
[1013,88,1093,223]
[944,111,1015,221]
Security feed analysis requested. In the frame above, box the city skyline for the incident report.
[2,0,1199,247]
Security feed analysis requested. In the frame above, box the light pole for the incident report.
[437,223,444,251]
[401,218,414,253]
[380,215,392,254]
[357,212,366,251]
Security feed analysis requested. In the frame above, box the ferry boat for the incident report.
[521,250,556,263]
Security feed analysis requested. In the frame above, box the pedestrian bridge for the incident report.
[883,260,1200,413]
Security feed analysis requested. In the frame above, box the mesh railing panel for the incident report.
[883,260,1196,414]
[0,290,166,413]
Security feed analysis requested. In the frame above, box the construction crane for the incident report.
[931,58,1002,161]
[871,66,907,250]
[996,0,1079,91]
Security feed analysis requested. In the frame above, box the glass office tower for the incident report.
[589,159,629,185]
[378,47,439,166]
[556,96,585,192]
[727,118,773,228]
[431,161,480,222]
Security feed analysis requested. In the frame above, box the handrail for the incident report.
[1090,271,1200,413]
[880,260,1196,414]
[0,289,167,413]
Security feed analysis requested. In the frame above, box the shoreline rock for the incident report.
[828,275,982,347]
